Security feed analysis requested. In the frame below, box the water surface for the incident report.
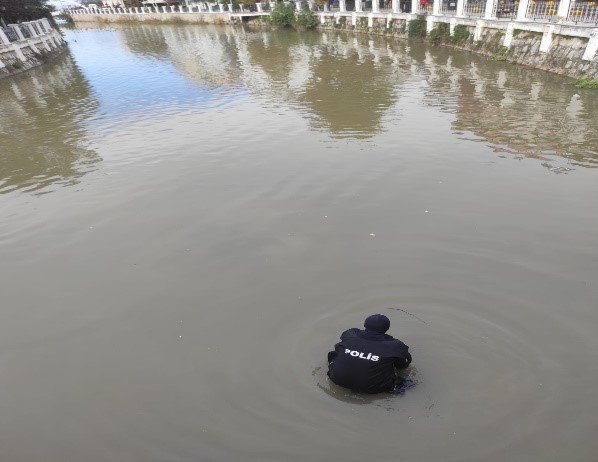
[1,24,597,462]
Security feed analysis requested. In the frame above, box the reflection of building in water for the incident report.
[421,48,598,169]
[117,25,403,138]
[118,24,244,87]
[0,53,100,194]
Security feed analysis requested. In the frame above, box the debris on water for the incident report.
[324,215,328,218]
[425,210,430,213]
[369,233,376,237]
[178,335,182,339]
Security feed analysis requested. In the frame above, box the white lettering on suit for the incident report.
[344,349,379,361]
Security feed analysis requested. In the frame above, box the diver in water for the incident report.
[327,314,413,394]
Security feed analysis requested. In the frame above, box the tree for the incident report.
[0,0,52,24]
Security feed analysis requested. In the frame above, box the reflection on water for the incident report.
[0,53,100,194]
[1,25,597,196]
[111,25,598,160]
[1,24,598,462]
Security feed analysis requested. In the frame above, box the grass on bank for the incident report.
[574,76,598,89]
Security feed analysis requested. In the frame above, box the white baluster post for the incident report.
[484,0,497,18]
[516,0,529,20]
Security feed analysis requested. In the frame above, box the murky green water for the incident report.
[1,24,597,461]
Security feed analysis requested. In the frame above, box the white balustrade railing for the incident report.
[67,0,598,24]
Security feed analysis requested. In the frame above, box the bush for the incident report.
[269,2,295,27]
[407,15,427,38]
[295,9,318,28]
[451,24,469,44]
[574,76,598,89]
[334,15,346,28]
[492,46,509,61]
[429,22,449,45]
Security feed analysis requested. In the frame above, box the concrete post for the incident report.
[0,29,10,45]
[411,0,419,13]
[339,0,347,11]
[456,0,465,16]
[582,29,598,60]
[372,0,379,12]
[355,0,362,12]
[432,0,440,15]
[13,45,27,61]
[26,24,38,37]
[179,5,184,12]
[12,25,25,41]
[219,4,225,12]
[516,0,529,20]
[484,0,496,19]
[42,18,52,32]
[171,6,176,12]
[556,0,572,19]
[135,7,139,13]
[296,1,302,11]
[256,3,263,12]
[392,0,399,12]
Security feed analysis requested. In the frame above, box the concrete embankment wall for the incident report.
[317,14,598,78]
[0,20,67,79]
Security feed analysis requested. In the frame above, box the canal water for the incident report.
[1,24,597,461]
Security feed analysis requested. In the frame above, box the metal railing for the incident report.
[526,0,559,20]
[19,24,32,39]
[2,27,18,42]
[464,0,486,16]
[419,0,434,12]
[567,0,598,24]
[493,0,519,17]
[440,0,458,14]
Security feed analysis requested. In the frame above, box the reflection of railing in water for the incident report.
[567,0,598,24]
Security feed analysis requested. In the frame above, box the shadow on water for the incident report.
[0,52,100,195]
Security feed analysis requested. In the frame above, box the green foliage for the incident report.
[269,2,295,27]
[574,76,598,89]
[11,61,23,70]
[57,10,74,25]
[358,17,368,28]
[407,15,427,39]
[334,15,346,28]
[492,46,509,61]
[295,9,318,28]
[450,25,469,45]
[0,0,51,23]
[429,22,449,45]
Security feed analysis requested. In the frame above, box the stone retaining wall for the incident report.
[316,14,598,78]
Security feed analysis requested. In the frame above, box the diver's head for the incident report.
[364,314,390,334]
